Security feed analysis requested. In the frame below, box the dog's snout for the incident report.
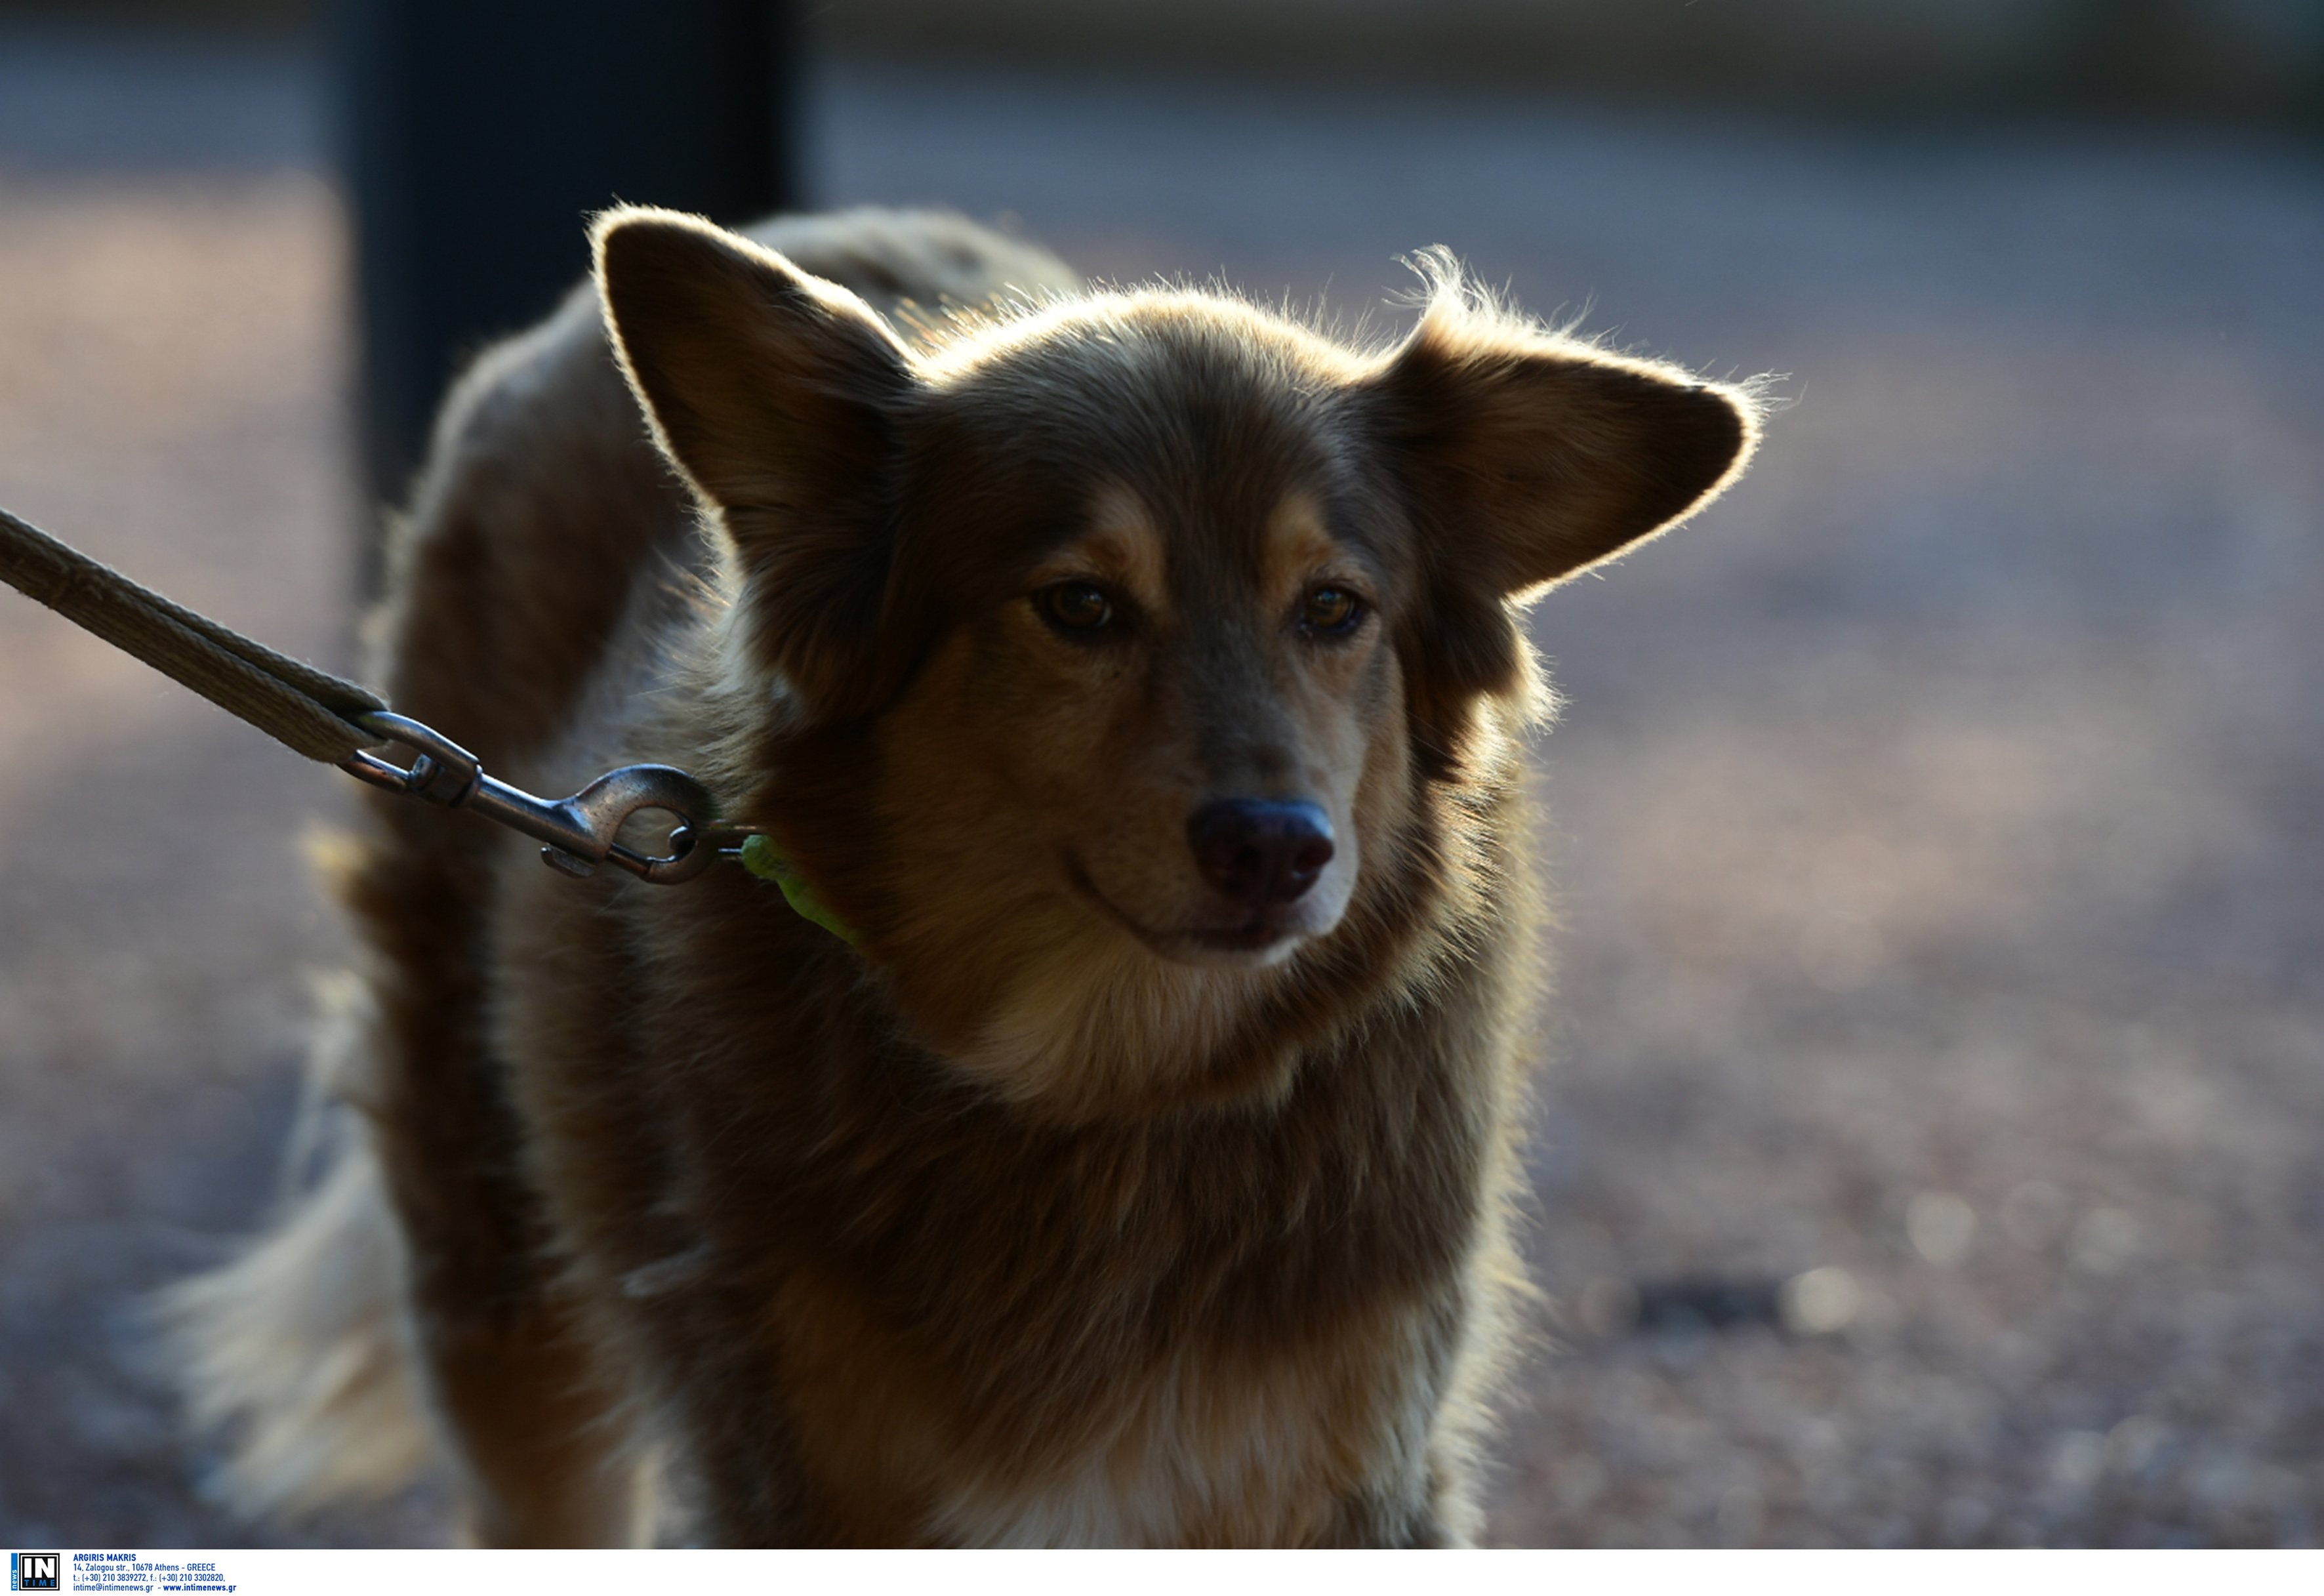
[1187,800,1335,907]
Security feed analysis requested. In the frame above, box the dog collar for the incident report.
[739,834,861,945]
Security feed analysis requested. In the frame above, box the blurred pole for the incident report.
[335,0,802,525]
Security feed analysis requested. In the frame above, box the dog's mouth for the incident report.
[1064,855,1311,966]
[1185,914,1305,957]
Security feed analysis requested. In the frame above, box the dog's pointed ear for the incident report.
[1358,266,1759,769]
[1365,290,1759,607]
[594,206,921,720]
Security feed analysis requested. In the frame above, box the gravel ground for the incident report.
[2,30,2319,1549]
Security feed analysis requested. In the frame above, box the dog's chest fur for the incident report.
[926,1323,1442,1547]
[493,785,1518,1545]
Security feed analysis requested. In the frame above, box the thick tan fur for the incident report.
[165,207,1757,1546]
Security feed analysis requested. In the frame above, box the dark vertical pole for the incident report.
[335,0,802,522]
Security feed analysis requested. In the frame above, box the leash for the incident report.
[0,502,758,888]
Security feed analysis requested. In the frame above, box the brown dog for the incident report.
[166,206,1757,1546]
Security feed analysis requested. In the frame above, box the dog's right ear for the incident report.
[594,207,921,721]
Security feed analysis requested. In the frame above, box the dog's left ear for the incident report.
[594,206,922,722]
[1366,295,1757,599]
[1361,289,1758,714]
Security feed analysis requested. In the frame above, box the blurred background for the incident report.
[1,0,2319,1550]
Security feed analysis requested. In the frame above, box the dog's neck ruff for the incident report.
[739,833,860,944]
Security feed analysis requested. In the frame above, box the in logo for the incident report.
[9,1553,59,1592]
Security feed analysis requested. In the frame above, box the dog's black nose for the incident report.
[1187,800,1335,907]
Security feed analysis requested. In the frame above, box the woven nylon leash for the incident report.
[0,502,756,887]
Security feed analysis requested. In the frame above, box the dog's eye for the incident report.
[1301,586,1364,634]
[1037,581,1115,633]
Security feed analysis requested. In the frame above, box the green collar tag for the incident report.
[739,834,861,945]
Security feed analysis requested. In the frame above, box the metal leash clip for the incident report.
[338,709,756,886]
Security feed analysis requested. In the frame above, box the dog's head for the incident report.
[598,208,1757,1114]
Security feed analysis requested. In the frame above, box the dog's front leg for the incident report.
[355,824,643,1546]
[411,1287,643,1545]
